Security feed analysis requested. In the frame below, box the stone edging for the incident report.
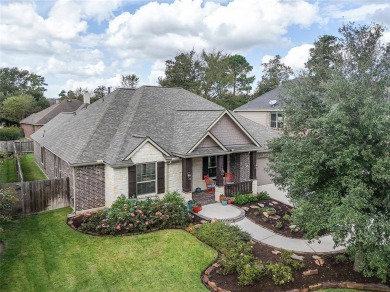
[286,281,390,292]
[201,261,231,292]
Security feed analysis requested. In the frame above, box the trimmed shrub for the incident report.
[266,262,294,285]
[194,221,265,286]
[0,127,21,141]
[233,192,270,205]
[79,192,191,235]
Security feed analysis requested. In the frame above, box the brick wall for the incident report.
[75,165,105,211]
[21,124,34,139]
[230,153,250,182]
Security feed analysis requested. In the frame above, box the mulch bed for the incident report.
[237,199,305,239]
[208,242,389,292]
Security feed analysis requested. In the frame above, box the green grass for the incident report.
[320,290,368,292]
[0,208,217,291]
[20,153,46,181]
[0,157,18,183]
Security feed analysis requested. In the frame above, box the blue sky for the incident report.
[0,0,389,98]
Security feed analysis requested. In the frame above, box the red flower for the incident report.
[130,213,135,217]
[116,224,121,231]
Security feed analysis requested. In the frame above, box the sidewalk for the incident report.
[197,203,345,254]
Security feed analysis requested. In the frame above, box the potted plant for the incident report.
[221,196,228,206]
[227,198,232,204]
[192,202,202,213]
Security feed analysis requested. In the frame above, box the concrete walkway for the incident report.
[198,203,345,254]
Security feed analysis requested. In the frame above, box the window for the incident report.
[271,112,284,129]
[136,163,156,195]
[208,156,217,177]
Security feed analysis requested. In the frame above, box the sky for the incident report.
[0,0,389,99]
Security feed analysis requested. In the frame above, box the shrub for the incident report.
[335,254,347,264]
[257,191,270,200]
[280,249,305,270]
[234,193,259,205]
[0,127,21,141]
[275,221,283,229]
[0,188,18,224]
[79,192,191,235]
[282,214,291,221]
[194,221,250,254]
[194,221,264,286]
[266,262,294,285]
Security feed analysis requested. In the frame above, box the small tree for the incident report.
[1,94,35,122]
[121,74,139,89]
[0,188,18,225]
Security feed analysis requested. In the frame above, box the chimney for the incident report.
[108,87,111,94]
[56,99,60,104]
[83,92,91,104]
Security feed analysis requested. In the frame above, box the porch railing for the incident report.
[224,181,252,197]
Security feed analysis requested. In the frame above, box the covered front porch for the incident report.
[182,151,258,203]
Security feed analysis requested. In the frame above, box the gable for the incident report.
[196,136,219,148]
[209,114,254,146]
[128,141,166,164]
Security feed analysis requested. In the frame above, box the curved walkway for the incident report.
[198,203,345,254]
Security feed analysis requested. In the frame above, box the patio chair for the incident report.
[224,172,234,185]
[204,175,216,193]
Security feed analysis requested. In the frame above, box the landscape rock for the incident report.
[291,254,305,261]
[269,215,281,220]
[205,266,214,275]
[271,201,279,204]
[202,275,209,283]
[312,255,321,260]
[272,250,281,255]
[268,203,273,206]
[302,269,318,276]
[208,281,218,291]
[250,205,259,209]
[309,283,322,290]
[200,220,208,224]
[263,212,269,218]
[212,263,221,268]
[315,258,325,266]
[241,207,249,211]
[258,203,265,207]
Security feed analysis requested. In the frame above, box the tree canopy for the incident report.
[158,50,255,109]
[1,94,35,122]
[121,74,139,89]
[268,23,390,282]
[255,55,293,96]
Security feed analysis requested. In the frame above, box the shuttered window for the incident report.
[128,162,165,197]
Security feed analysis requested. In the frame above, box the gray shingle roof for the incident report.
[234,86,284,111]
[32,86,278,166]
[20,99,83,124]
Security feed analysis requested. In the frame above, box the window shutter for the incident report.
[202,157,208,179]
[250,152,257,179]
[128,165,136,197]
[157,162,165,194]
[223,155,227,173]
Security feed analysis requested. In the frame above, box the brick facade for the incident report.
[75,165,105,211]
[21,124,43,139]
[230,152,250,182]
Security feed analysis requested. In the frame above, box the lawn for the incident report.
[0,157,18,183]
[0,208,217,291]
[20,153,46,181]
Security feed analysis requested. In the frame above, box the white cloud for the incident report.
[65,74,122,91]
[324,3,390,24]
[148,60,166,84]
[282,44,314,73]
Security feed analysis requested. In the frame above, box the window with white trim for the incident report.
[136,163,156,195]
[271,112,284,129]
[40,147,45,165]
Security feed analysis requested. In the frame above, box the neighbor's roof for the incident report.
[234,86,284,111]
[32,86,278,166]
[20,99,83,125]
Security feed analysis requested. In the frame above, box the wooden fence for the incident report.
[14,141,34,154]
[0,178,70,215]
[0,141,14,152]
[224,180,253,197]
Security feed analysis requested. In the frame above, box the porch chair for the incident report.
[224,172,234,185]
[204,175,216,193]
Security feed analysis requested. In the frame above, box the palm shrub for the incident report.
[79,192,191,235]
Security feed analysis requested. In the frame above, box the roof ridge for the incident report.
[73,91,118,162]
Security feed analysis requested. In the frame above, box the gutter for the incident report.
[171,148,268,158]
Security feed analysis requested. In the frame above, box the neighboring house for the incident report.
[20,99,83,138]
[234,86,284,130]
[31,86,278,212]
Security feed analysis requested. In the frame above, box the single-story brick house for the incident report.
[31,86,278,211]
[20,99,83,138]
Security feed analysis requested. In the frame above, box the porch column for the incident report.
[216,155,224,187]
[182,158,192,192]
[250,152,257,179]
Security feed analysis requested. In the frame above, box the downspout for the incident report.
[72,167,76,214]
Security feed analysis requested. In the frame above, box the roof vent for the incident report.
[269,100,277,106]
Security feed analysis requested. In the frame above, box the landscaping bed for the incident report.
[207,241,387,291]
[241,199,305,239]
